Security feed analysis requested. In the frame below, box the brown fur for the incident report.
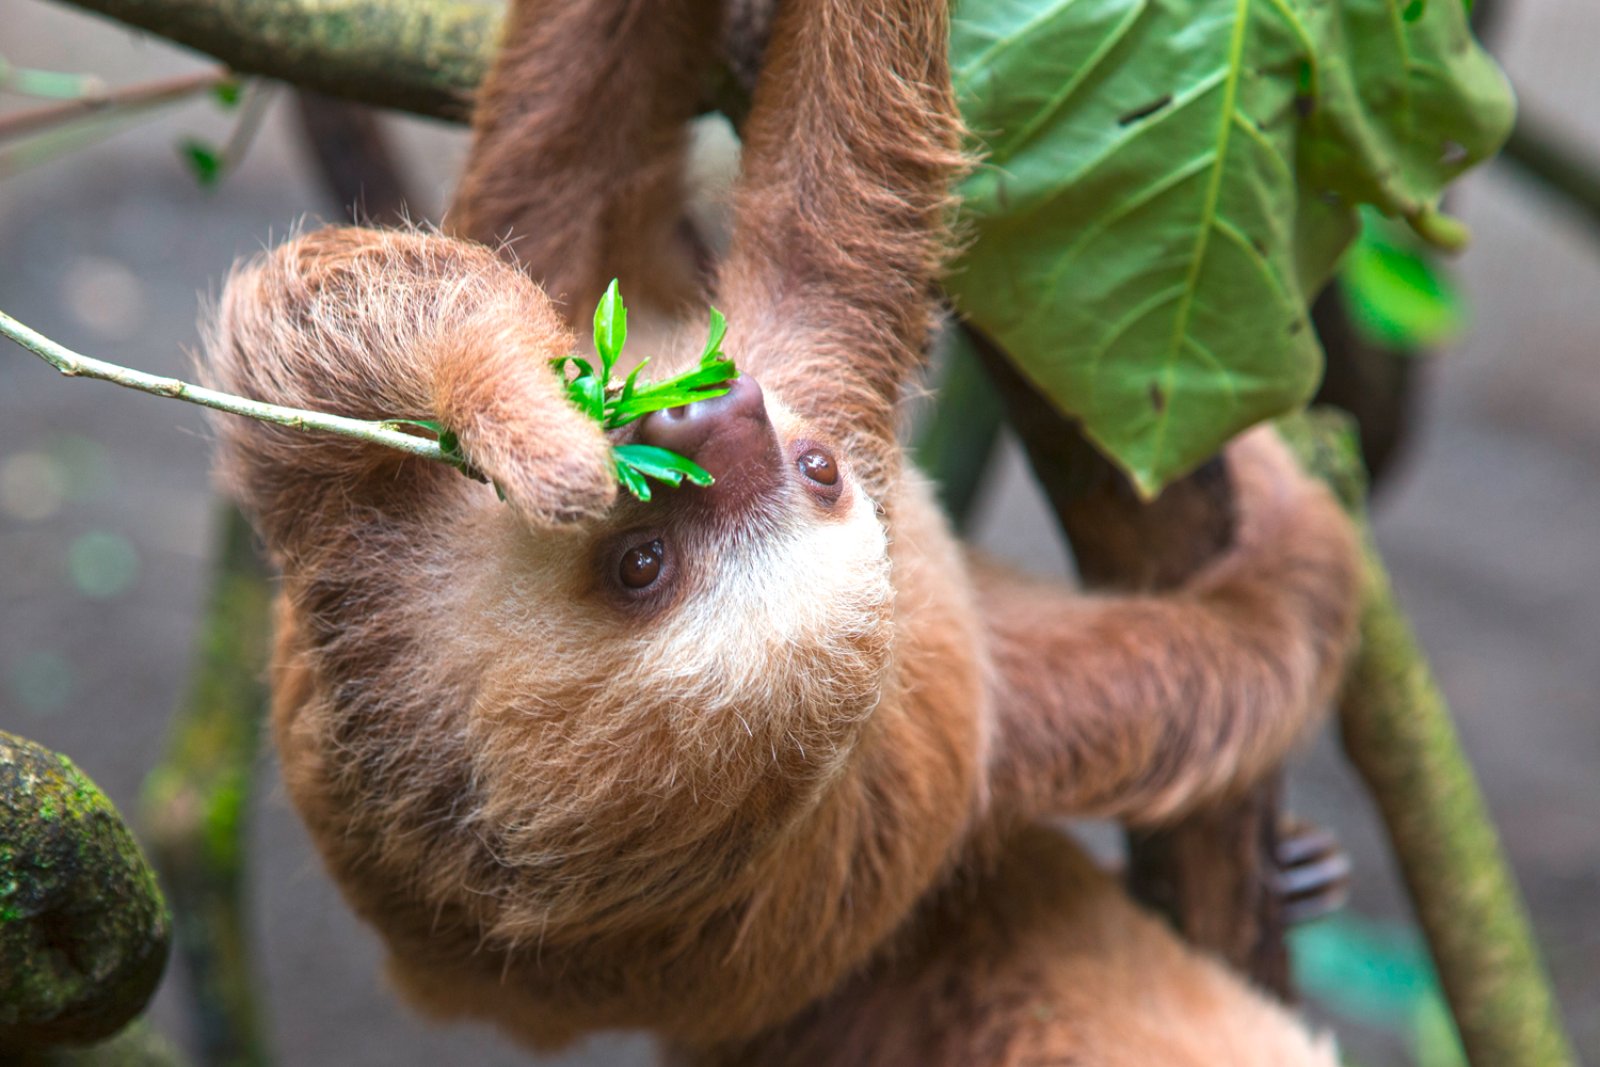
[205,0,1360,1061]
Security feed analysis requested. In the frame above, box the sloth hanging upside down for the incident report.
[204,0,1362,1062]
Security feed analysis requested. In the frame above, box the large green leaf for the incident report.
[947,0,1513,495]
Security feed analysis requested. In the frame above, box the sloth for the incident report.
[204,0,1361,1062]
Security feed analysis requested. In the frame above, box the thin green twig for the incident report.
[0,68,228,143]
[0,308,447,465]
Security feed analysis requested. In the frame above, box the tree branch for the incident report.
[1278,411,1577,1067]
[0,308,450,465]
[141,508,274,1067]
[965,322,1294,997]
[51,0,502,121]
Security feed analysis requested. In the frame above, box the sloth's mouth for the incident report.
[624,374,786,517]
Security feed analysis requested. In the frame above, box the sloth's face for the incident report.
[459,374,895,723]
[400,375,895,933]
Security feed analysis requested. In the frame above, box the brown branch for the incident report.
[0,68,228,142]
[964,323,1292,998]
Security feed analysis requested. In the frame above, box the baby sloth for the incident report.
[205,0,1361,1063]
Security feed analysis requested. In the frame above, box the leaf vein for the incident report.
[991,0,1151,161]
[953,0,1086,91]
[1150,0,1254,477]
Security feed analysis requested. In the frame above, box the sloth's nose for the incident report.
[636,375,779,490]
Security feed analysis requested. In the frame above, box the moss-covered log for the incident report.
[7,1020,190,1066]
[0,733,170,1052]
[55,0,503,122]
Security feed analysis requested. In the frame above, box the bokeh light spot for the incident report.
[0,453,66,522]
[67,530,140,599]
[7,651,75,716]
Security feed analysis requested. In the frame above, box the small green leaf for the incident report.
[665,359,740,393]
[699,307,728,364]
[614,457,653,502]
[566,374,605,422]
[553,355,595,380]
[178,138,223,186]
[1340,208,1465,348]
[608,358,652,425]
[609,384,733,427]
[613,444,715,487]
[592,278,627,377]
[383,418,445,434]
[212,79,243,108]
[436,428,472,476]
[539,294,738,501]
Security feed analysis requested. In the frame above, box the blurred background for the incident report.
[1,0,1596,1064]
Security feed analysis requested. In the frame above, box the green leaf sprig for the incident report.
[552,279,738,501]
[390,282,736,504]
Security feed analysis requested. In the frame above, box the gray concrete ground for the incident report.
[2,1,1596,1063]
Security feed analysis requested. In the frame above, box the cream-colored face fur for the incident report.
[390,393,898,938]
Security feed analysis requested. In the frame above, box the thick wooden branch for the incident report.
[965,324,1293,998]
[53,0,503,121]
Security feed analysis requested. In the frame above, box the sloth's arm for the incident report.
[206,227,614,555]
[451,0,721,319]
[976,430,1361,827]
[717,0,966,497]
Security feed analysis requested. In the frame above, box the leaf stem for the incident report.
[0,308,447,465]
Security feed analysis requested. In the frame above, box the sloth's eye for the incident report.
[620,539,665,589]
[797,448,839,487]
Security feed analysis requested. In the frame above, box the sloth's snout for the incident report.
[637,375,781,499]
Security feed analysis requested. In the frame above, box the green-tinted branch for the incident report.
[1278,411,1577,1067]
[0,308,447,465]
[50,0,501,122]
[141,507,274,1067]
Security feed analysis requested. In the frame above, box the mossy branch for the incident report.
[1278,411,1577,1067]
[51,0,501,122]
[140,508,274,1067]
